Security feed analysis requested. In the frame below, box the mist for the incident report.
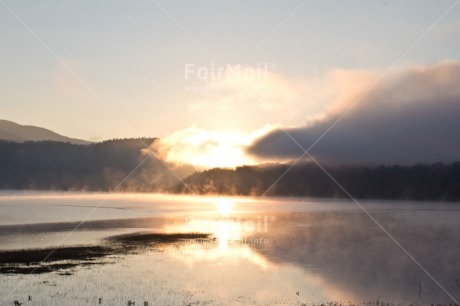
[250,208,460,302]
[248,61,460,165]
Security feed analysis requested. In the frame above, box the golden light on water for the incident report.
[160,197,273,268]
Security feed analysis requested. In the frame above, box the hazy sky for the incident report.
[2,0,460,166]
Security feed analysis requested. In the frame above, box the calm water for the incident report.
[0,192,459,305]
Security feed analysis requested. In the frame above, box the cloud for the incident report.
[185,66,335,131]
[248,61,460,165]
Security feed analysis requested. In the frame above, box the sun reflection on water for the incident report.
[162,198,272,269]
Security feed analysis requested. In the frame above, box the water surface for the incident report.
[0,192,459,305]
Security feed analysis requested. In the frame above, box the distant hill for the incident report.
[0,119,91,145]
[0,138,194,191]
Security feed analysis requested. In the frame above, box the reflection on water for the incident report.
[164,218,272,270]
[0,192,459,305]
[161,197,274,270]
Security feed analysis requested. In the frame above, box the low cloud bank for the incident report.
[248,61,460,165]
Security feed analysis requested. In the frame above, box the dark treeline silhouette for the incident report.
[178,162,460,201]
[0,138,193,192]
[1,139,460,201]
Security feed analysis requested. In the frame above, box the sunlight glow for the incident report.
[163,217,272,269]
[151,126,278,168]
[160,197,272,267]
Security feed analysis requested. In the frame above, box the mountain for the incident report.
[0,120,91,145]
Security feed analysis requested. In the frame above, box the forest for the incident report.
[180,162,460,201]
[0,139,459,201]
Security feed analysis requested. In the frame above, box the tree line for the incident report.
[179,162,460,201]
[1,139,459,201]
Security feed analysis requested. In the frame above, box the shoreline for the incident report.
[0,232,211,275]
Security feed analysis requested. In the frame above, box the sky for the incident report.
[1,0,460,167]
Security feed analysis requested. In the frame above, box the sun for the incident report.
[189,144,250,168]
[184,130,255,168]
[155,127,259,168]
[216,198,233,215]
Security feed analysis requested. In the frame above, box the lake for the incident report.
[0,191,459,305]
